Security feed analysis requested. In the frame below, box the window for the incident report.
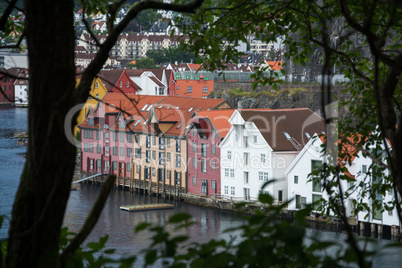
[192,142,196,152]
[97,144,101,154]
[176,139,181,152]
[211,161,216,170]
[193,127,197,136]
[88,144,93,152]
[159,137,164,149]
[187,86,192,93]
[145,167,150,180]
[227,151,232,159]
[127,81,129,88]
[278,190,283,203]
[244,153,249,165]
[225,168,229,177]
[152,150,156,160]
[88,118,94,126]
[127,162,130,172]
[201,144,207,156]
[119,121,125,129]
[230,169,234,177]
[120,132,124,142]
[146,136,150,148]
[83,130,88,139]
[294,175,298,184]
[112,161,117,170]
[211,180,216,190]
[135,135,140,143]
[127,148,132,157]
[105,132,109,139]
[158,168,164,182]
[203,86,208,93]
[261,154,266,163]
[105,146,109,153]
[159,152,164,165]
[119,81,122,88]
[96,159,101,170]
[201,180,207,194]
[211,145,216,154]
[120,147,124,156]
[224,185,229,195]
[312,194,322,210]
[253,135,257,143]
[135,148,141,158]
[231,186,235,195]
[127,133,132,143]
[113,132,117,142]
[192,176,196,186]
[96,131,100,140]
[259,172,268,181]
[176,155,181,168]
[192,158,197,167]
[175,171,181,185]
[166,152,171,162]
[362,165,367,173]
[136,165,140,174]
[166,138,170,147]
[244,172,249,184]
[146,150,150,163]
[312,160,322,192]
[211,129,216,139]
[167,170,171,180]
[88,130,93,139]
[201,159,206,173]
[89,159,94,170]
[84,143,88,152]
[296,195,301,209]
[152,136,156,145]
[152,167,156,176]
[113,146,118,155]
[96,82,99,88]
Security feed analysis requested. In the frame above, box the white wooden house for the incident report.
[220,109,325,203]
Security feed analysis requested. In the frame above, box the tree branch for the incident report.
[59,175,116,267]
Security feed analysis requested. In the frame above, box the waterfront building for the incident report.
[126,69,174,96]
[130,96,231,194]
[79,94,231,194]
[0,67,28,104]
[14,72,29,106]
[219,108,325,202]
[187,109,235,197]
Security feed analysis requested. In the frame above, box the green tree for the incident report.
[134,57,158,69]
[0,0,204,267]
[133,8,160,32]
[176,0,402,266]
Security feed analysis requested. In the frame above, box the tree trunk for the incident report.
[6,0,76,267]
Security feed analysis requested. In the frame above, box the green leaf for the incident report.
[135,222,151,233]
[145,250,157,264]
[169,213,192,223]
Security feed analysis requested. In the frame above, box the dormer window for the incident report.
[127,81,129,88]
[119,120,125,128]
[88,118,94,126]
[120,81,122,88]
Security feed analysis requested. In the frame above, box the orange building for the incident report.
[174,75,213,98]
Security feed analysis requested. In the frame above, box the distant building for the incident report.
[175,75,213,98]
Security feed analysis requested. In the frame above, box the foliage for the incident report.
[133,57,159,69]
[146,46,199,65]
[135,190,375,268]
[132,9,161,32]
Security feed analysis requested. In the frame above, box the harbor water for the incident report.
[1,106,401,267]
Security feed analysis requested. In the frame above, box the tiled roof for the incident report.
[196,109,235,138]
[98,69,124,91]
[265,61,282,70]
[240,108,325,151]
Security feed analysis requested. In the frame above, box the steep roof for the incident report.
[196,109,235,138]
[239,108,325,151]
[97,69,124,91]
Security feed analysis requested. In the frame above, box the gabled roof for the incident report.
[196,109,235,138]
[97,69,124,91]
[239,108,325,151]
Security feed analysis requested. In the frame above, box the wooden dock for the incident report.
[120,203,174,212]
